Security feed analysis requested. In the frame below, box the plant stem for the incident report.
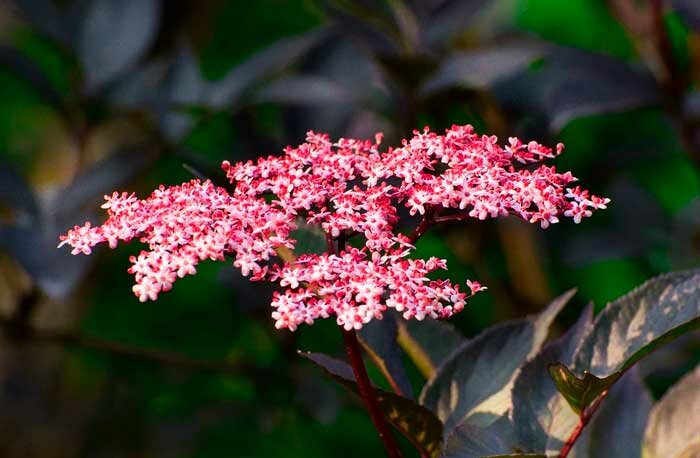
[558,390,609,458]
[342,329,403,458]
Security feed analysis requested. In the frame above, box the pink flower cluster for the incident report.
[59,125,608,330]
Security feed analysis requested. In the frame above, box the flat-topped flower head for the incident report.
[59,125,608,330]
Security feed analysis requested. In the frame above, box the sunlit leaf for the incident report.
[643,364,700,458]
[419,290,574,437]
[510,304,593,454]
[573,269,700,378]
[441,416,541,458]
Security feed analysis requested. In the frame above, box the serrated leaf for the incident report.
[548,364,621,415]
[526,270,700,455]
[359,312,414,399]
[78,0,161,91]
[396,315,464,380]
[573,269,700,378]
[511,304,593,454]
[301,351,443,458]
[643,364,700,458]
[420,290,575,437]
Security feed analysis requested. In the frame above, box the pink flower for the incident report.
[59,125,608,331]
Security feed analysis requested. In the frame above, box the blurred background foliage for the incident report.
[0,0,699,456]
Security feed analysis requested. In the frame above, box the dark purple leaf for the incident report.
[671,0,700,31]
[78,0,161,91]
[0,46,67,113]
[50,146,156,217]
[0,156,39,219]
[359,312,414,399]
[424,0,491,46]
[493,48,661,131]
[253,75,356,106]
[421,43,546,95]
[204,29,330,109]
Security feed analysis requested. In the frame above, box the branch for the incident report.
[342,329,403,458]
[650,0,700,166]
[558,390,610,458]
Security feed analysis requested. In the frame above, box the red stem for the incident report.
[342,329,403,458]
[558,390,609,458]
[408,208,438,244]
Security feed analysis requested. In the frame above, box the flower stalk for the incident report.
[342,329,403,458]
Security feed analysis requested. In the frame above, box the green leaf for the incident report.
[510,303,593,454]
[300,351,443,458]
[420,290,575,436]
[547,364,620,415]
[643,364,700,458]
[359,312,414,399]
[587,368,652,458]
[396,315,464,380]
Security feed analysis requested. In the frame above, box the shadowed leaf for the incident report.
[0,46,67,113]
[204,29,330,109]
[671,0,700,30]
[359,312,414,399]
[588,368,652,458]
[421,43,546,95]
[253,75,355,106]
[51,146,156,217]
[301,351,443,458]
[493,48,661,131]
[0,156,39,219]
[396,315,464,380]
[78,0,161,91]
